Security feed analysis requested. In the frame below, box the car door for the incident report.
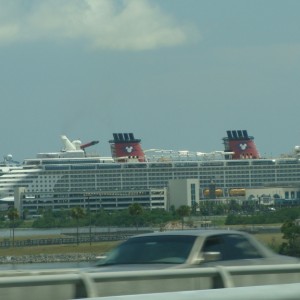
[200,233,265,266]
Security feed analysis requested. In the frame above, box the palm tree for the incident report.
[176,205,191,229]
[128,203,143,230]
[7,207,19,247]
[70,207,85,245]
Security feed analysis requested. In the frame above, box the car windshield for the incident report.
[96,235,197,266]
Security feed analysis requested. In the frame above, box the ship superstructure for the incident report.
[1,130,300,216]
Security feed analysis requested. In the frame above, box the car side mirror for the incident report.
[94,255,107,265]
[96,255,107,260]
[202,251,221,262]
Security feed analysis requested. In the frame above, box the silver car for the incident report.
[95,229,299,271]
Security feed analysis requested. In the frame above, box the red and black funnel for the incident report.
[223,130,260,159]
[109,133,145,162]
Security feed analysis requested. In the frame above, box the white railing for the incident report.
[0,264,300,300]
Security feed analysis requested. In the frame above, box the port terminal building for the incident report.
[14,180,300,217]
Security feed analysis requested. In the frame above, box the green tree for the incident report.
[280,220,300,257]
[70,207,85,245]
[128,203,143,230]
[191,201,199,215]
[32,209,55,228]
[7,207,19,247]
[228,200,242,213]
[22,208,29,220]
[176,205,191,229]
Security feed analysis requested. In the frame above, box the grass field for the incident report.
[253,232,284,251]
[0,239,120,256]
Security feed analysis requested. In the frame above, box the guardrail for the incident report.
[0,263,300,300]
[77,283,300,300]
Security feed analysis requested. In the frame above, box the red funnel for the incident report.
[223,130,260,159]
[109,133,145,162]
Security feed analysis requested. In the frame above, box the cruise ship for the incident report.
[1,130,300,215]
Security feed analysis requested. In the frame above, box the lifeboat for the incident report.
[229,188,246,197]
[203,188,223,197]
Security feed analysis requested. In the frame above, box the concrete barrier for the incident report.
[77,283,300,300]
[0,264,300,299]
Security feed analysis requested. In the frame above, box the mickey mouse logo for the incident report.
[125,146,134,153]
[239,143,247,150]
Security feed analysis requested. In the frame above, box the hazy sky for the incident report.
[1,0,300,161]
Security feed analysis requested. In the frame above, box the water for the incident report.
[0,226,154,238]
[0,228,72,238]
[0,227,151,271]
[0,227,101,271]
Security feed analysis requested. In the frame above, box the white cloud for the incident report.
[0,0,199,50]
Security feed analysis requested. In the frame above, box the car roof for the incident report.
[130,229,249,239]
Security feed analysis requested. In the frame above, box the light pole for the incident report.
[108,212,111,233]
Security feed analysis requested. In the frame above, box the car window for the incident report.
[97,235,197,265]
[201,235,225,255]
[202,234,263,261]
[222,234,263,260]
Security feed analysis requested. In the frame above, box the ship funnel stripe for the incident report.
[237,130,243,138]
[227,130,250,140]
[110,133,141,143]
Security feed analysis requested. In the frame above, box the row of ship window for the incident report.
[37,171,300,184]
[48,176,297,187]
[41,159,300,168]
[21,170,300,186]
[42,167,300,178]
